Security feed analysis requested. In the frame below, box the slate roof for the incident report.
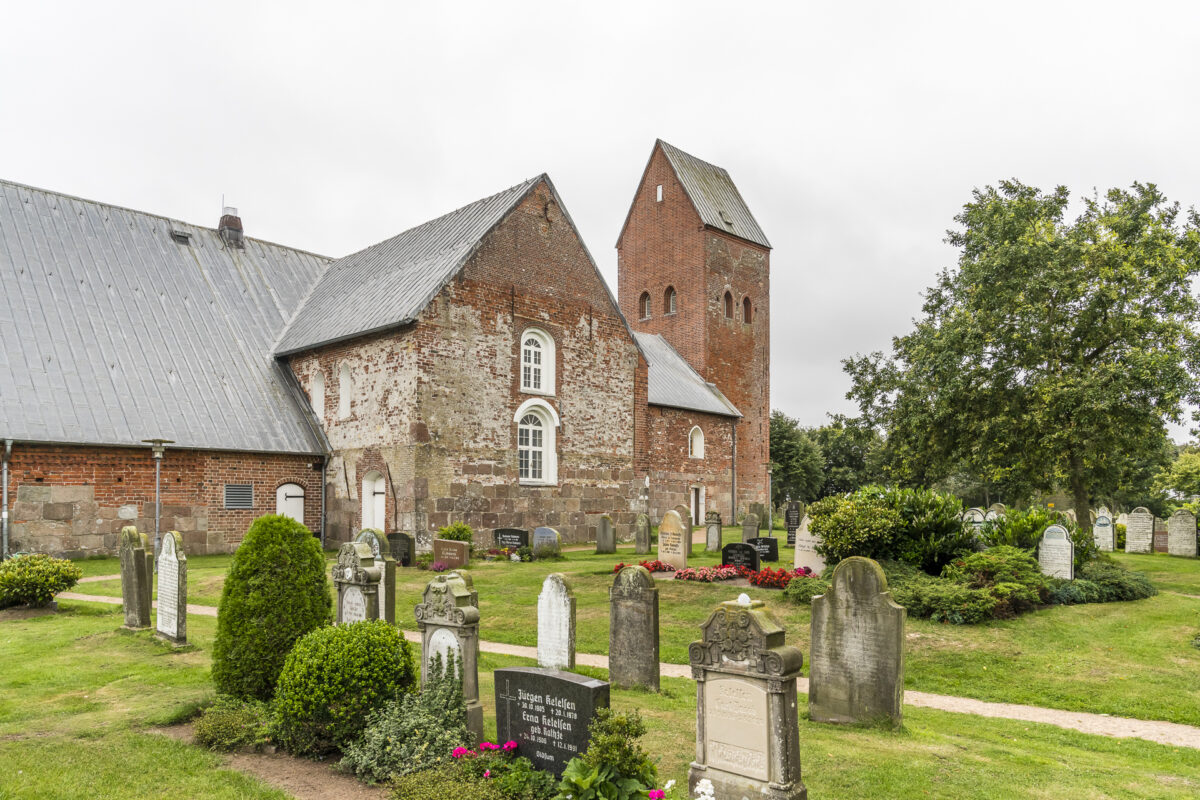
[0,179,330,454]
[632,333,740,418]
[656,139,770,249]
[275,176,546,356]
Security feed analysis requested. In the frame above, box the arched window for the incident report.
[723,291,733,319]
[310,370,325,419]
[361,471,386,530]
[338,363,352,419]
[639,292,651,319]
[520,328,555,395]
[276,483,305,524]
[689,426,705,459]
[742,296,752,323]
[514,399,559,485]
[664,286,677,315]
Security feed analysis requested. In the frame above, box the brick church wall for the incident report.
[643,406,735,525]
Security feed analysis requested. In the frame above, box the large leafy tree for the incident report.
[845,181,1200,525]
[811,415,884,496]
[769,410,824,504]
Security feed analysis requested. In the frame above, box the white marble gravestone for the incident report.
[537,573,576,671]
[1125,507,1154,554]
[657,510,688,570]
[1038,525,1074,580]
[1167,509,1198,558]
[964,507,986,532]
[155,530,187,644]
[1093,510,1115,552]
[793,514,825,575]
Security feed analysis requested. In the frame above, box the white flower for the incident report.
[694,779,715,800]
[510,553,520,562]
[664,780,676,791]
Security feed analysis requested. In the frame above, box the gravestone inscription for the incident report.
[609,566,659,691]
[387,531,414,567]
[748,536,779,563]
[333,541,381,623]
[495,667,610,778]
[1125,507,1154,554]
[533,527,561,556]
[119,526,152,629]
[356,528,396,623]
[1093,513,1114,552]
[721,542,760,572]
[786,502,801,546]
[432,539,469,569]
[1038,525,1074,580]
[793,514,825,576]
[657,510,688,570]
[537,573,576,671]
[741,512,759,543]
[1167,509,1198,557]
[1154,518,1169,553]
[415,571,483,741]
[634,514,651,555]
[155,530,187,644]
[595,515,616,554]
[494,528,530,550]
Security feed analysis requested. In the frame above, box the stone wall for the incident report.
[644,405,735,524]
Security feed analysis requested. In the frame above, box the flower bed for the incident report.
[673,565,741,582]
[613,559,676,574]
[745,566,813,589]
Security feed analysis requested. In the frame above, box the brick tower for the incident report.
[617,140,771,511]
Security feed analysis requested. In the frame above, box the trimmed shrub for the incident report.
[437,522,474,543]
[887,486,976,574]
[782,575,830,605]
[391,763,505,800]
[211,515,331,701]
[193,696,273,752]
[891,577,999,624]
[0,553,81,608]
[980,507,1060,551]
[1077,559,1157,602]
[941,546,1046,616]
[275,619,418,755]
[810,492,903,567]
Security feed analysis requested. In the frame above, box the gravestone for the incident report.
[634,513,651,555]
[333,541,381,623]
[656,510,688,570]
[494,527,530,551]
[748,536,779,563]
[119,526,152,629]
[595,515,616,554]
[688,597,806,800]
[964,507,986,532]
[809,557,904,727]
[748,502,769,532]
[722,542,760,572]
[154,530,187,644]
[1116,512,1129,529]
[609,566,659,691]
[533,526,561,556]
[705,510,722,552]
[785,502,801,546]
[432,538,469,569]
[415,571,483,741]
[988,502,1006,516]
[495,667,609,777]
[1154,518,1169,553]
[1038,525,1074,580]
[675,505,694,555]
[1125,507,1154,554]
[387,531,415,567]
[1167,509,1198,557]
[1093,512,1114,552]
[741,512,759,543]
[537,573,576,671]
[793,514,825,576]
[356,528,396,623]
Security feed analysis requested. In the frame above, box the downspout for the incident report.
[730,420,737,524]
[320,459,327,549]
[2,439,12,560]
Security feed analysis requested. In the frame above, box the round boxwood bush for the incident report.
[274,619,417,755]
[211,514,332,701]
[0,553,82,609]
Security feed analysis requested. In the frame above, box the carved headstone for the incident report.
[415,571,483,741]
[537,573,576,671]
[656,510,688,570]
[533,526,561,556]
[793,514,825,576]
[785,502,801,546]
[432,539,469,569]
[1125,507,1154,554]
[387,531,415,567]
[1038,525,1074,580]
[1167,509,1198,557]
[1154,517,1169,553]
[748,537,779,563]
[741,512,759,543]
[1093,512,1115,552]
[609,566,659,691]
[809,557,904,727]
[721,542,760,572]
[964,507,986,532]
[356,528,396,623]
[333,541,381,623]
[494,528,530,550]
[687,597,806,800]
[155,530,187,644]
[634,514,651,555]
[495,667,609,777]
[705,510,722,552]
[596,515,616,555]
[119,526,152,629]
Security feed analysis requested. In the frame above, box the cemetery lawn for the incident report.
[3,601,1200,799]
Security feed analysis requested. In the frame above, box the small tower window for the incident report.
[656,185,663,202]
[688,426,705,459]
[743,296,752,323]
[724,291,733,319]
[664,286,677,315]
[639,292,651,320]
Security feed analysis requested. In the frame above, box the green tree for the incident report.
[845,181,1200,527]
[769,410,824,504]
[811,415,884,496]
[1155,447,1200,499]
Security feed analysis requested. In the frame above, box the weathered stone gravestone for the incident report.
[1116,512,1129,529]
[1038,525,1074,580]
[1126,507,1154,554]
[657,510,688,570]
[687,597,806,800]
[1167,509,1198,557]
[748,536,779,563]
[988,502,1006,517]
[495,667,609,777]
[722,542,760,572]
[494,528,530,550]
[537,573,576,671]
[595,515,616,554]
[415,571,483,741]
[533,526,561,557]
[748,502,769,533]
[634,513,651,555]
[1093,511,1115,552]
[432,538,469,569]
[705,510,722,552]
[155,530,187,644]
[334,541,381,623]
[741,512,759,543]
[964,507,986,532]
[356,528,396,623]
[674,504,694,555]
[793,514,825,576]
[809,557,904,727]
[1154,517,1169,553]
[387,531,415,567]
[119,526,152,629]
[609,565,659,691]
[785,502,801,546]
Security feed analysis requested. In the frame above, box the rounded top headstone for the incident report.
[1042,524,1069,540]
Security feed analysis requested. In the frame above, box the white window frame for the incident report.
[665,286,677,315]
[639,292,651,320]
[361,471,386,530]
[689,425,705,459]
[514,399,560,486]
[310,369,325,420]
[338,362,353,419]
[519,327,555,396]
[276,483,305,524]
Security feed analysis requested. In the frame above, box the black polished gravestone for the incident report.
[721,542,760,572]
[494,528,530,550]
[748,536,780,563]
[495,667,610,777]
[786,502,801,546]
[387,532,414,567]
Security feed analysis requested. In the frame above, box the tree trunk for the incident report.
[1068,450,1090,532]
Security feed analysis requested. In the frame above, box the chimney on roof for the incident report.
[218,206,244,249]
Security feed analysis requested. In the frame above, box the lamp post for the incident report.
[142,439,174,570]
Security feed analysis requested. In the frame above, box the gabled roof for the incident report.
[275,176,545,356]
[0,179,330,454]
[658,140,770,248]
[633,333,741,418]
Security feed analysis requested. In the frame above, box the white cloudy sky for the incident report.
[4,1,1199,436]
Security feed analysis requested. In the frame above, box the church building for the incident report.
[0,140,771,556]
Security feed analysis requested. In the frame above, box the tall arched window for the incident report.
[723,291,733,319]
[514,399,559,485]
[639,292,651,319]
[276,483,305,524]
[664,286,677,315]
[520,328,555,395]
[310,370,325,419]
[688,426,705,459]
[742,296,752,323]
[338,363,352,419]
[361,471,386,530]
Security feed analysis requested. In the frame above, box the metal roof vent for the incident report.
[169,228,192,245]
[718,209,734,228]
[218,205,244,249]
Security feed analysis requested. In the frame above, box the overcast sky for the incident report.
[4,2,1199,438]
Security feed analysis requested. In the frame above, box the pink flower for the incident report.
[502,740,518,751]
[649,791,665,800]
[452,747,469,758]
[484,769,492,778]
